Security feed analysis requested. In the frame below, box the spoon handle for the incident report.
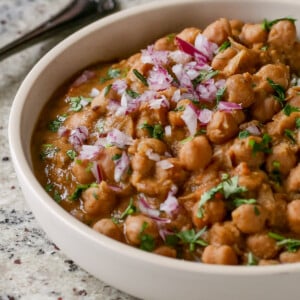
[0,0,118,61]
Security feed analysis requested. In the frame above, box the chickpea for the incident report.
[246,233,279,259]
[258,260,279,266]
[154,36,177,51]
[93,218,123,241]
[71,159,95,184]
[251,96,282,122]
[230,19,244,37]
[280,250,300,263]
[255,64,290,93]
[209,222,241,246]
[64,110,98,130]
[153,246,176,258]
[202,245,238,265]
[91,88,117,112]
[168,99,193,127]
[202,18,232,45]
[176,27,201,44]
[124,215,158,246]
[285,164,300,193]
[268,20,297,49]
[178,135,212,171]
[192,199,226,229]
[229,136,265,169]
[266,143,297,176]
[211,47,237,71]
[287,200,300,234]
[82,181,116,216]
[225,74,255,108]
[232,204,267,234]
[239,23,268,47]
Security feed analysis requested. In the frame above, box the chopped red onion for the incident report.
[137,90,157,102]
[172,64,193,89]
[196,78,218,102]
[164,125,172,137]
[107,184,123,192]
[148,66,173,91]
[72,70,95,87]
[68,126,88,150]
[172,89,181,102]
[194,34,218,61]
[141,45,169,66]
[160,191,179,215]
[57,126,70,137]
[169,50,192,64]
[218,101,243,111]
[108,99,121,112]
[198,108,213,124]
[145,149,161,162]
[246,125,261,136]
[112,79,127,95]
[181,104,198,136]
[91,161,103,183]
[156,159,174,170]
[138,195,160,218]
[78,144,102,160]
[158,228,175,241]
[90,88,100,97]
[148,95,170,110]
[106,129,133,148]
[114,151,130,182]
[116,92,139,116]
[175,36,208,65]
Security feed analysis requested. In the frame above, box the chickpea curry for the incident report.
[32,17,300,266]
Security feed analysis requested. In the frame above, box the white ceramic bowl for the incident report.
[8,0,300,299]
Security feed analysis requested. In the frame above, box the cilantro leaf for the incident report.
[266,78,285,106]
[120,198,136,219]
[284,129,296,144]
[268,232,300,252]
[193,69,219,85]
[66,150,77,160]
[69,183,98,201]
[218,40,231,52]
[248,134,272,155]
[139,222,156,252]
[296,117,300,129]
[238,130,250,139]
[40,144,59,160]
[262,17,297,31]
[133,69,148,86]
[283,104,300,116]
[100,68,121,83]
[216,86,226,104]
[126,89,140,99]
[176,227,208,252]
[247,252,258,266]
[140,123,164,140]
[69,96,92,112]
[48,114,67,132]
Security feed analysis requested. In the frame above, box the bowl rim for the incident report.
[8,0,300,276]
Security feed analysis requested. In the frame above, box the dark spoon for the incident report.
[0,0,118,61]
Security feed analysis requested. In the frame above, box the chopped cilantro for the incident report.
[266,78,285,106]
[112,153,122,161]
[40,144,59,160]
[197,175,247,218]
[260,45,269,51]
[284,129,296,144]
[45,183,53,192]
[166,33,176,42]
[173,105,185,112]
[120,198,136,219]
[296,117,300,129]
[48,114,67,132]
[247,252,258,266]
[126,89,140,99]
[238,130,250,139]
[283,104,300,116]
[68,96,92,112]
[193,69,219,85]
[133,69,148,86]
[140,123,164,140]
[104,84,112,96]
[66,150,76,160]
[139,222,155,252]
[100,68,121,83]
[218,40,231,52]
[53,190,62,203]
[96,119,105,134]
[69,183,98,201]
[262,17,297,31]
[254,206,260,216]
[268,232,300,252]
[216,86,226,104]
[165,234,180,247]
[248,134,272,155]
[176,227,208,252]
[232,198,257,207]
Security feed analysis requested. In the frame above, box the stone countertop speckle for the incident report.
[0,0,164,299]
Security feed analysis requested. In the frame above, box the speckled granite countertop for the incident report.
[0,1,164,299]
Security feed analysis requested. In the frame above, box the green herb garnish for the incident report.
[48,114,67,132]
[268,232,300,252]
[120,198,136,219]
[283,104,300,116]
[112,153,122,161]
[197,175,247,218]
[238,130,250,139]
[218,40,231,52]
[247,252,258,266]
[104,84,112,96]
[262,17,297,31]
[45,183,53,192]
[66,150,76,160]
[284,129,296,144]
[232,198,257,207]
[126,89,140,99]
[40,144,59,160]
[266,78,285,106]
[216,86,226,104]
[173,105,185,112]
[53,190,62,203]
[176,227,208,252]
[100,68,121,83]
[68,96,92,112]
[260,45,269,51]
[193,69,219,85]
[133,69,148,86]
[139,222,156,252]
[140,123,164,140]
[296,117,300,129]
[69,183,98,201]
[248,134,272,155]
